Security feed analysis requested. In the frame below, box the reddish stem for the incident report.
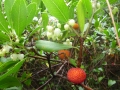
[80,83,93,90]
[77,37,83,67]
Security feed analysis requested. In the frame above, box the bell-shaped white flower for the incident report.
[54,28,62,37]
[97,2,100,9]
[46,25,54,32]
[0,50,5,56]
[17,54,24,60]
[47,31,53,39]
[10,54,18,61]
[68,19,75,26]
[63,39,72,46]
[64,24,69,30]
[57,23,61,28]
[2,45,12,53]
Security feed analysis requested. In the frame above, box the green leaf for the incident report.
[4,86,22,90]
[0,32,9,43]
[109,0,117,4]
[0,10,9,33]
[11,0,27,37]
[42,12,48,29]
[4,0,15,27]
[26,3,37,26]
[78,86,84,90]
[28,27,41,38]
[82,0,92,19]
[0,61,17,73]
[69,1,78,19]
[0,76,21,89]
[108,80,116,87]
[76,0,85,33]
[70,59,77,67]
[31,0,41,8]
[0,60,25,81]
[98,76,105,83]
[42,0,69,22]
[110,40,116,49]
[35,40,72,52]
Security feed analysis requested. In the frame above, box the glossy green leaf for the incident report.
[108,80,116,87]
[42,0,69,22]
[26,3,37,26]
[4,0,15,27]
[82,0,92,19]
[11,0,27,37]
[76,0,85,33]
[0,60,25,81]
[42,12,48,29]
[0,10,9,33]
[35,40,72,52]
[0,76,21,89]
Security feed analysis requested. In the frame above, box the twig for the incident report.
[80,83,93,90]
[46,53,54,76]
[36,77,53,90]
[56,61,68,74]
[106,0,120,47]
[32,63,62,76]
[55,74,67,80]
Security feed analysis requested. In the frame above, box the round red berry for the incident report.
[67,68,86,84]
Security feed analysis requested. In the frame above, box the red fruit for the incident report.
[73,23,79,30]
[58,50,70,60]
[67,68,86,84]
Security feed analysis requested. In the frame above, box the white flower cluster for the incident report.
[46,23,63,40]
[0,45,12,56]
[10,53,24,61]
[64,19,75,30]
[91,1,100,11]
[9,29,19,43]
[63,39,72,46]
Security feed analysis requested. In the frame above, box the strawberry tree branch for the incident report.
[106,0,120,47]
[77,37,84,67]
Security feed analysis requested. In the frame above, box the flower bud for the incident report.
[97,2,100,9]
[63,39,72,46]
[57,23,61,28]
[64,24,69,30]
[112,7,119,15]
